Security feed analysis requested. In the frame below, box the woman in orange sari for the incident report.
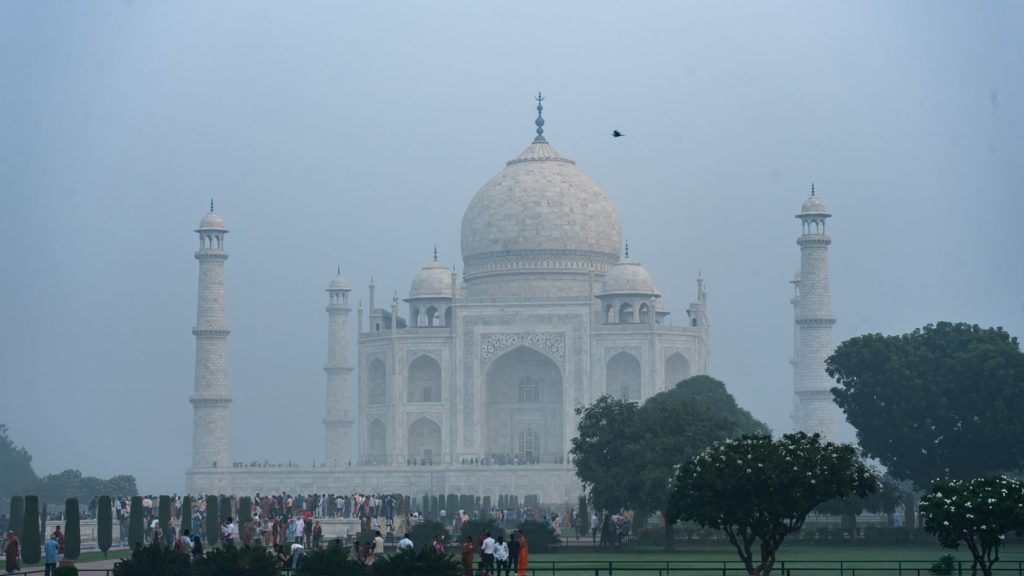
[516,530,528,576]
[461,535,475,576]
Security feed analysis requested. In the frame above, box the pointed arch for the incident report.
[665,352,691,389]
[484,345,563,464]
[607,351,641,401]
[368,418,387,463]
[407,417,442,463]
[368,358,387,405]
[407,354,442,403]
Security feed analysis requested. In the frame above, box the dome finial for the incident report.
[210,198,215,212]
[337,265,341,276]
[624,240,630,259]
[433,244,438,262]
[811,182,815,196]
[533,92,547,143]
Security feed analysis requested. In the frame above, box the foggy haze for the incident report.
[1,1,1021,494]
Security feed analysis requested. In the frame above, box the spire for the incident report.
[533,92,547,144]
[811,182,815,196]
[210,198,214,212]
[624,240,630,259]
[337,265,341,276]
[433,244,438,262]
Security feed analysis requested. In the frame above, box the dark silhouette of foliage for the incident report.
[128,496,144,548]
[829,322,1024,489]
[0,426,37,504]
[65,497,81,559]
[112,543,191,576]
[8,495,24,538]
[297,542,368,576]
[238,496,252,543]
[205,495,219,546]
[54,565,79,576]
[158,495,171,546]
[192,544,279,576]
[516,520,560,553]
[409,520,448,552]
[97,495,112,558]
[370,546,460,576]
[22,495,41,563]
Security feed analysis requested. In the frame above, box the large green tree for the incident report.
[0,425,37,504]
[829,322,1024,489]
[668,433,877,576]
[570,376,768,547]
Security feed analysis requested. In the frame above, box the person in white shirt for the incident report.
[480,531,496,576]
[398,533,414,552]
[493,535,510,576]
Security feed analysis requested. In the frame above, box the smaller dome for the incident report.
[800,194,829,215]
[199,211,226,230]
[328,274,350,291]
[600,260,658,296]
[409,260,453,299]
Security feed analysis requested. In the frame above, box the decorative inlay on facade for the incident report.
[480,332,566,368]
[464,250,617,279]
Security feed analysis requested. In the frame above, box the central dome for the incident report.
[460,139,623,278]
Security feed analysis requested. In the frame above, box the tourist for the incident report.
[494,535,510,576]
[152,521,164,548]
[191,536,204,560]
[480,530,495,576]
[50,525,65,554]
[312,521,322,549]
[362,540,375,566]
[289,542,304,570]
[44,533,60,576]
[461,535,475,576]
[176,529,193,553]
[590,512,599,543]
[508,528,520,576]
[272,544,289,567]
[516,530,528,576]
[398,532,413,552]
[373,530,384,561]
[432,533,445,553]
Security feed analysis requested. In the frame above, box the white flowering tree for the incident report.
[667,432,876,576]
[920,477,1024,576]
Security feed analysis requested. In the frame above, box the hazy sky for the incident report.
[1,1,1021,494]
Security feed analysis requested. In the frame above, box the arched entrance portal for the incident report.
[665,352,691,389]
[407,417,442,464]
[607,351,641,401]
[367,419,387,465]
[485,346,563,464]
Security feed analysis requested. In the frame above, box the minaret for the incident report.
[793,184,838,440]
[190,201,231,469]
[324,267,354,466]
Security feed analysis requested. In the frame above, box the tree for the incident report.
[0,425,37,505]
[97,495,112,558]
[370,546,460,576]
[919,477,1024,576]
[192,544,278,576]
[22,495,41,564]
[65,498,81,560]
[112,543,191,576]
[179,496,192,538]
[9,495,24,538]
[128,496,144,548]
[297,542,368,576]
[205,495,219,546]
[571,376,769,547]
[829,322,1024,489]
[668,433,877,576]
[815,473,904,528]
[237,496,252,544]
[158,496,171,546]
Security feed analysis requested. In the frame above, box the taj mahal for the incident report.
[185,95,838,502]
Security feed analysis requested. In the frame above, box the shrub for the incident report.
[179,496,192,537]
[54,566,79,576]
[128,496,144,548]
[192,543,279,576]
[65,497,81,559]
[8,496,24,538]
[370,546,460,576]
[409,520,449,551]
[158,496,171,546]
[297,543,368,576]
[22,495,41,563]
[205,495,219,546]
[112,543,191,576]
[930,554,956,575]
[97,496,112,557]
[460,518,503,541]
[516,520,560,553]
[238,496,252,543]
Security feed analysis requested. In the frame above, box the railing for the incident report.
[11,558,1024,576]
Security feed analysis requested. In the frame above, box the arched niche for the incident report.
[606,351,641,401]
[368,358,387,405]
[407,417,442,463]
[407,355,442,403]
[665,352,691,389]
[484,346,563,464]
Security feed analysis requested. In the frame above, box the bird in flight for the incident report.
[612,130,625,138]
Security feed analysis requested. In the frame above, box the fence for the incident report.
[9,559,1024,576]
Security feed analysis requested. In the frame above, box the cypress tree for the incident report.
[158,495,171,546]
[128,496,144,547]
[237,496,252,544]
[22,495,41,564]
[64,498,81,560]
[482,496,492,517]
[8,496,24,538]
[180,496,192,537]
[97,496,112,558]
[39,501,47,544]
[446,494,458,515]
[219,495,232,522]
[205,495,219,546]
